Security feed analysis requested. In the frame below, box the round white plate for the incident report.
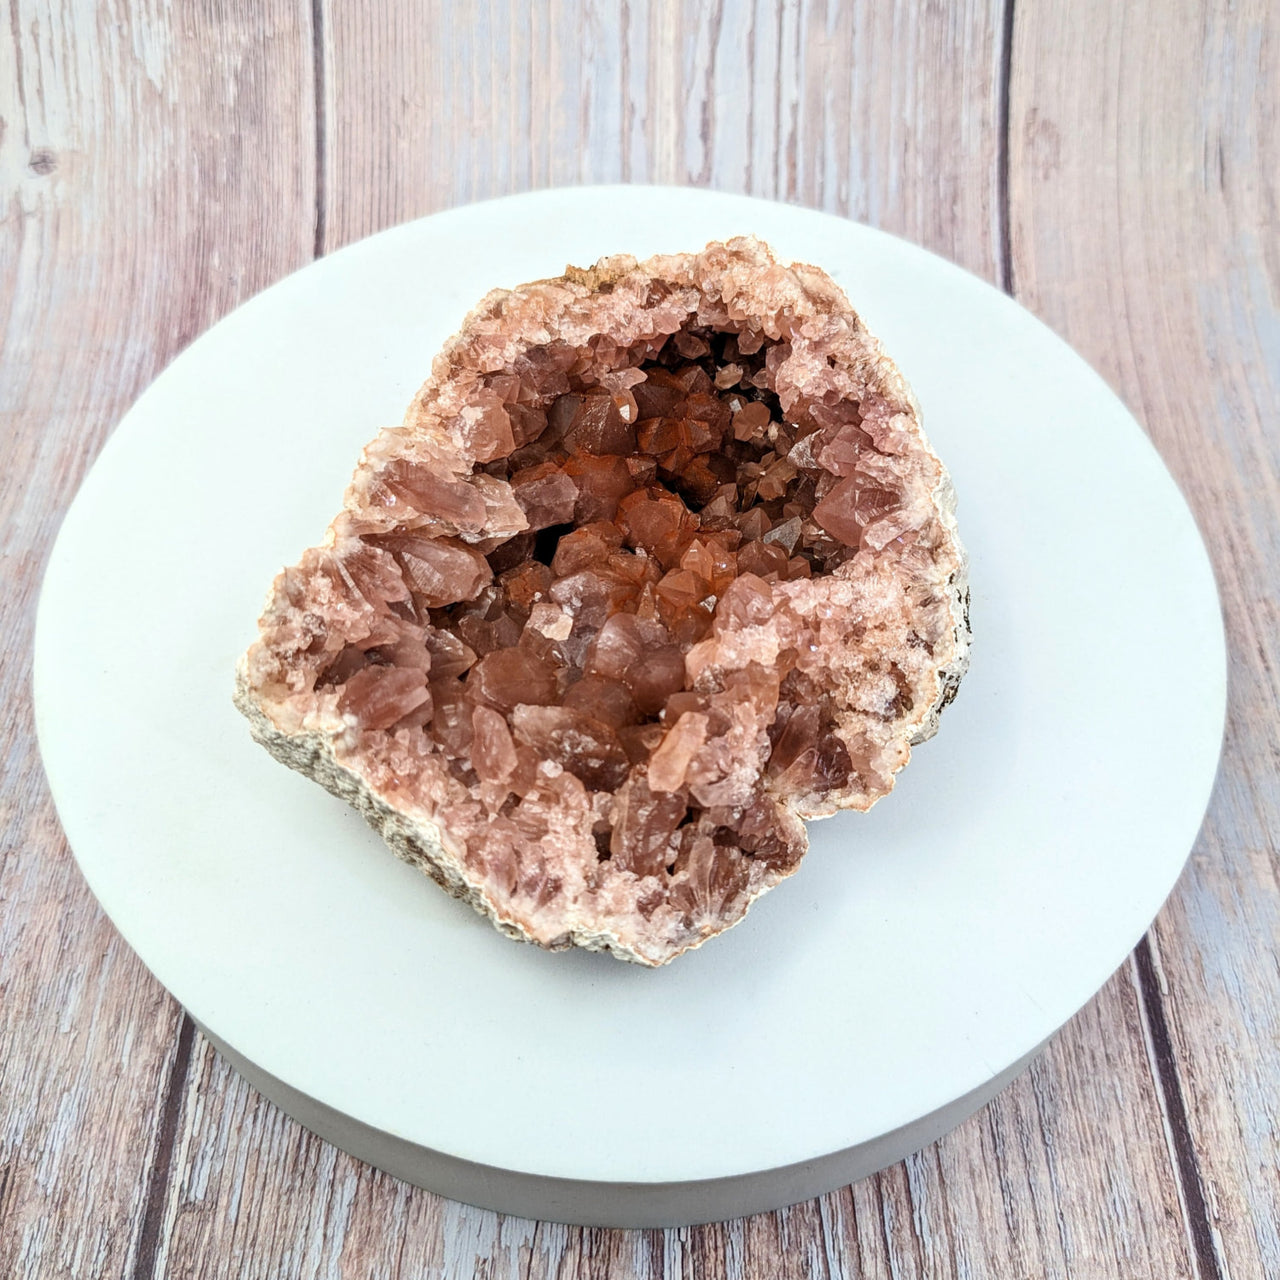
[34,186,1225,1228]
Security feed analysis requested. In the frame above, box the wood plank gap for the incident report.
[311,0,327,258]
[6,0,29,149]
[995,0,1015,294]
[620,1,632,184]
[129,1015,196,1280]
[872,1175,896,1276]
[1133,936,1224,1280]
[771,2,784,199]
[696,0,725,185]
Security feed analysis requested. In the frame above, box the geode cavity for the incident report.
[235,237,969,965]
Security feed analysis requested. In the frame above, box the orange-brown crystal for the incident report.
[344,347,879,871]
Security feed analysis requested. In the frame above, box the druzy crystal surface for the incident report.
[237,238,968,965]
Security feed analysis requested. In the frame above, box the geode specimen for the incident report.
[235,237,969,966]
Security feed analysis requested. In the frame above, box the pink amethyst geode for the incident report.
[235,237,970,965]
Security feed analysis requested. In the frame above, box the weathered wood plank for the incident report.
[5,0,1271,1276]
[0,1,315,1277]
[1009,2,1280,1277]
[320,0,1005,284]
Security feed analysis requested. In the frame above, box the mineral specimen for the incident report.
[235,237,969,965]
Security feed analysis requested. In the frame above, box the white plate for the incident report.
[34,187,1226,1227]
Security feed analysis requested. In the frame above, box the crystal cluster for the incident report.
[236,238,969,965]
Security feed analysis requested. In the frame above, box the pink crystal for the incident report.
[609,777,687,876]
[617,489,700,569]
[468,648,559,711]
[565,393,637,456]
[736,540,790,580]
[816,420,873,477]
[466,399,518,462]
[472,704,519,783]
[626,643,687,717]
[563,674,637,727]
[423,629,478,680]
[386,535,492,606]
[811,476,863,546]
[732,401,771,441]
[562,454,636,522]
[429,680,475,756]
[510,463,580,530]
[338,665,430,731]
[647,712,709,792]
[372,462,488,531]
[510,705,630,792]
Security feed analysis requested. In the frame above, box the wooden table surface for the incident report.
[2,3,1277,1277]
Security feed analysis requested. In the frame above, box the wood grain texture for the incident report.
[130,4,1191,1278]
[1010,3,1280,1278]
[1,0,1274,1277]
[321,0,1005,282]
[0,1,315,1277]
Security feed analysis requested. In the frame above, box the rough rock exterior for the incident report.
[235,237,970,966]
